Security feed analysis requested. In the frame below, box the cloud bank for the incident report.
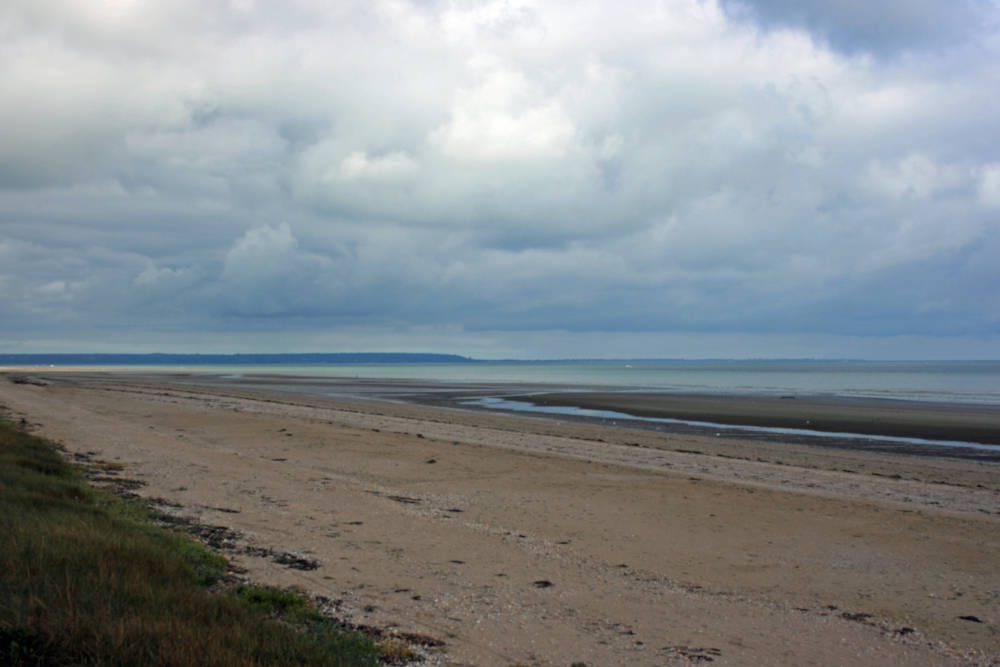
[1,0,998,357]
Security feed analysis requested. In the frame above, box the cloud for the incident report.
[722,0,993,56]
[1,0,999,356]
[979,164,1000,208]
[431,64,577,161]
[218,222,344,317]
[865,154,963,200]
[340,151,419,182]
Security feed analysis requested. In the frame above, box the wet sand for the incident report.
[516,391,1000,442]
[2,372,999,665]
[505,392,1000,456]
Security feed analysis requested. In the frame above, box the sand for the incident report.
[2,373,999,666]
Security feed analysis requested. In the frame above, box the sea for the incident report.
[19,359,999,406]
[7,357,1000,453]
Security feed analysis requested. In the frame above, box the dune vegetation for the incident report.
[0,415,386,666]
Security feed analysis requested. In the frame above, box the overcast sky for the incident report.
[2,0,999,359]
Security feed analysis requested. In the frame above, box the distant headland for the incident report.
[0,353,475,365]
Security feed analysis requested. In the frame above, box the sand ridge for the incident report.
[2,375,999,666]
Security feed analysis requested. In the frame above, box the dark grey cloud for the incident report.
[1,0,999,357]
[723,0,994,55]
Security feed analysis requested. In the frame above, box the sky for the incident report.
[1,0,999,359]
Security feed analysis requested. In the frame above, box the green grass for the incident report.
[0,416,383,666]
[237,585,328,623]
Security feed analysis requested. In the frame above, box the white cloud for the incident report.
[36,280,73,297]
[865,154,962,200]
[438,0,542,46]
[340,151,419,182]
[431,65,576,161]
[223,222,298,272]
[979,164,1000,209]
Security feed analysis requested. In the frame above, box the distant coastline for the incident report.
[0,352,475,365]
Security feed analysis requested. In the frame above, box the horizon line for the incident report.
[2,353,998,364]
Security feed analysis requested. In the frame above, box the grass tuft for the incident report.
[237,584,327,623]
[378,639,418,664]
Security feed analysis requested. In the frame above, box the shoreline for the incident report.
[7,369,1000,461]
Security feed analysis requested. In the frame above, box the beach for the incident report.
[2,372,999,665]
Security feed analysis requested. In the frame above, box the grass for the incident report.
[0,416,385,666]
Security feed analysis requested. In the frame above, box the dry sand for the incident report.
[2,373,999,666]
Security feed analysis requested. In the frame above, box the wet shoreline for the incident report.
[10,370,1000,462]
[409,390,1000,463]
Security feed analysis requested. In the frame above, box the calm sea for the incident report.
[68,359,1000,406]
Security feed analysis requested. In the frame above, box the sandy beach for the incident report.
[2,372,999,665]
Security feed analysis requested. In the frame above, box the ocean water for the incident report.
[73,359,1000,406]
